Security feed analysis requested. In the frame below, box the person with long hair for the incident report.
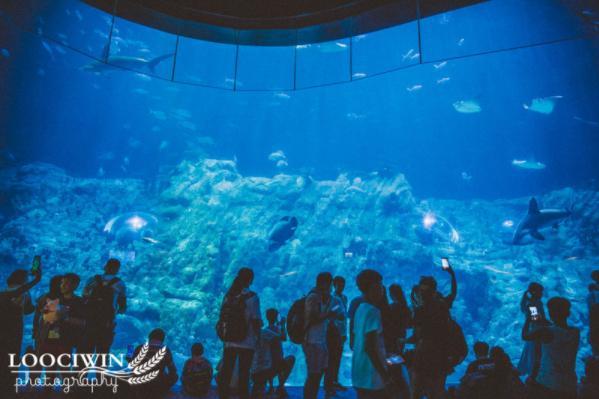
[218,268,261,399]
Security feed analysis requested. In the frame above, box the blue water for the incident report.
[1,0,599,387]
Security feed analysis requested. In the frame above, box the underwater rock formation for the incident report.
[0,159,597,384]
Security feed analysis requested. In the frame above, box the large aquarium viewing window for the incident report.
[1,0,599,396]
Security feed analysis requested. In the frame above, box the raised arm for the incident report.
[1,270,42,300]
[520,291,530,314]
[444,266,457,306]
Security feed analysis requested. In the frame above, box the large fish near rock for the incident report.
[512,198,571,244]
[268,216,298,251]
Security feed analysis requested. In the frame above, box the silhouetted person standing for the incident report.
[325,275,348,396]
[82,258,127,354]
[523,297,579,399]
[218,268,261,399]
[518,282,545,378]
[0,267,41,397]
[303,272,334,399]
[588,270,599,355]
[351,269,390,399]
[408,265,458,399]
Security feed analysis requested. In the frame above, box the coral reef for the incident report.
[1,160,597,384]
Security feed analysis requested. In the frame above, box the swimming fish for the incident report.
[0,48,10,58]
[142,237,159,244]
[41,40,54,56]
[268,150,286,163]
[433,61,447,69]
[149,109,167,120]
[98,152,115,161]
[352,72,367,79]
[276,160,288,169]
[406,84,423,92]
[402,49,419,61]
[437,77,450,84]
[484,266,512,275]
[179,120,197,131]
[461,172,472,181]
[453,100,481,113]
[273,92,290,100]
[316,42,348,53]
[128,138,141,148]
[346,112,366,120]
[512,197,571,244]
[173,108,192,119]
[573,116,599,127]
[268,216,298,251]
[512,159,546,170]
[522,96,562,114]
[81,43,174,74]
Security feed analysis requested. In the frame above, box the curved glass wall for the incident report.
[1,0,599,388]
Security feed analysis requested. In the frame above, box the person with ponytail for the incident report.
[217,268,261,399]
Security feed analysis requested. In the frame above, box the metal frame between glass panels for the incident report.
[3,0,598,92]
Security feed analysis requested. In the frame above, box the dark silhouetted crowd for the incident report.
[1,257,599,399]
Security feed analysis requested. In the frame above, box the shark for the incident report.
[81,43,173,74]
[512,197,571,244]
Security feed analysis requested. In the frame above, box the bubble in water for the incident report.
[417,211,460,244]
[103,212,158,247]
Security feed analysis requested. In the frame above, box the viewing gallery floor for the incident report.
[16,386,358,398]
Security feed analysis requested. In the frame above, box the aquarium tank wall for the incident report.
[1,0,599,387]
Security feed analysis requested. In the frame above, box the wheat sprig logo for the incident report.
[75,342,166,386]
[128,343,148,369]
[132,346,166,376]
[128,370,160,385]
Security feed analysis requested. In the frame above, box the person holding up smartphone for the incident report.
[0,256,43,396]
[518,282,546,379]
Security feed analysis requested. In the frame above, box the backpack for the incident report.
[216,292,253,342]
[446,317,468,369]
[287,297,307,344]
[86,275,120,327]
[182,359,212,396]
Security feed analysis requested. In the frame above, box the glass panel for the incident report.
[10,0,113,59]
[175,36,236,89]
[236,45,294,90]
[296,38,350,88]
[351,21,420,79]
[110,16,177,79]
[421,0,585,62]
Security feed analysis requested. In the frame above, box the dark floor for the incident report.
[15,386,357,399]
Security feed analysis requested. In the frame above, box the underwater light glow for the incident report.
[422,212,437,230]
[126,215,148,231]
[502,220,515,228]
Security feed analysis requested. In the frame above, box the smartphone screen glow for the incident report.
[441,258,450,269]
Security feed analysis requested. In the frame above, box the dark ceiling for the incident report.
[80,0,486,45]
